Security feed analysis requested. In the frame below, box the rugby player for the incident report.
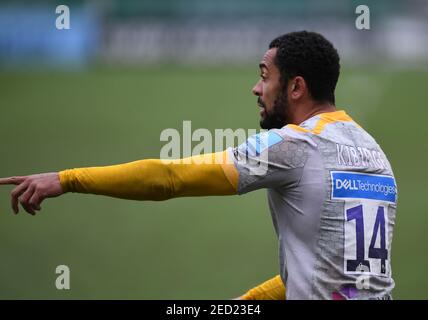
[0,31,397,300]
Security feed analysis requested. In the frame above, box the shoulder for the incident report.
[236,127,315,158]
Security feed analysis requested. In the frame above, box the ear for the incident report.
[289,76,307,100]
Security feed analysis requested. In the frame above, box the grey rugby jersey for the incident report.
[228,110,397,300]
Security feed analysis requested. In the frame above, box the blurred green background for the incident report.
[0,65,427,299]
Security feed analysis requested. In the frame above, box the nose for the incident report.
[252,80,262,96]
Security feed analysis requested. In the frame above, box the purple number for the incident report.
[346,205,370,272]
[368,206,388,274]
[346,205,388,274]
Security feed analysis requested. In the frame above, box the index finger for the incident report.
[0,176,26,185]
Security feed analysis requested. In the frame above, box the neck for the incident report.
[290,101,336,125]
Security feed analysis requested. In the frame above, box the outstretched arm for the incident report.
[0,150,287,298]
[0,151,238,215]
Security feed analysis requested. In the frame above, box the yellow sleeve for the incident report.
[59,151,239,201]
[240,275,286,300]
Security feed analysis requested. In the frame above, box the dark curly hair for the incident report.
[269,31,340,104]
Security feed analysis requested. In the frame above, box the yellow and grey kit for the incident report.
[60,110,397,300]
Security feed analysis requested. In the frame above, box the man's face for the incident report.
[252,48,289,129]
